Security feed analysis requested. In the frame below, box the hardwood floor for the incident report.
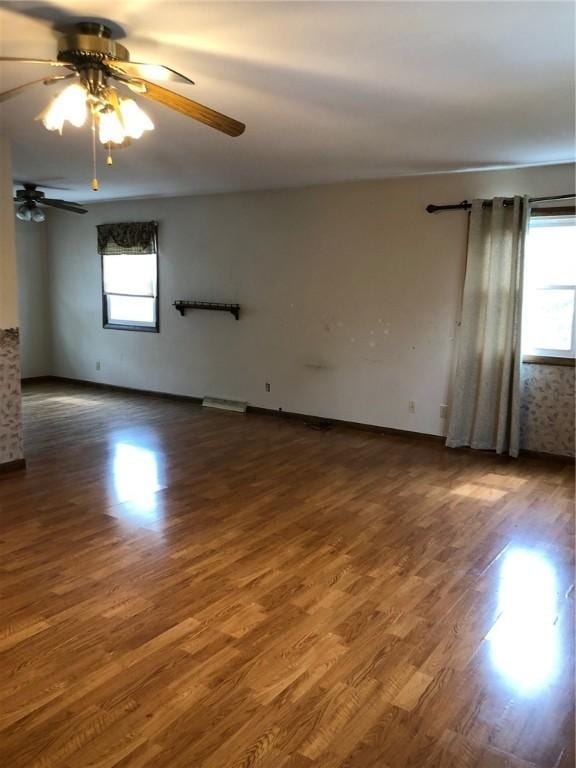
[0,380,574,768]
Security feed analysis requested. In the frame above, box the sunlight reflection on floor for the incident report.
[112,442,163,518]
[487,548,560,695]
[452,483,507,502]
[50,396,102,407]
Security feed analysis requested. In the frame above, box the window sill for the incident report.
[522,355,575,367]
[103,323,159,333]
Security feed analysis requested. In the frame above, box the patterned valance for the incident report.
[97,221,158,255]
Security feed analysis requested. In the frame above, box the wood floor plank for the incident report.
[0,381,573,767]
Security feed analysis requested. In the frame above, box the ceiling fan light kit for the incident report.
[38,83,154,142]
[16,204,45,223]
[1,21,245,191]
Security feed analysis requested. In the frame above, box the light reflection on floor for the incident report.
[487,547,560,695]
[51,396,103,407]
[111,442,163,524]
[451,483,507,502]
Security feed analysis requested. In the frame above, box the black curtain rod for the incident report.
[426,193,575,214]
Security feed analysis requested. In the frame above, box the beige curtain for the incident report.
[446,196,530,457]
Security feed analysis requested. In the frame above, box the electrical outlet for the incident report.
[440,404,449,419]
[408,400,416,414]
[265,382,271,392]
[96,361,101,371]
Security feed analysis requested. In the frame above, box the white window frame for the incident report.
[102,251,159,333]
[522,212,575,363]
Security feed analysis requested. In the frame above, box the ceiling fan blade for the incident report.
[0,73,76,103]
[0,1,78,28]
[42,199,87,214]
[106,60,194,85]
[0,78,47,103]
[0,56,70,67]
[15,178,72,191]
[130,79,245,137]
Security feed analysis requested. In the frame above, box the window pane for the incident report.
[526,220,576,287]
[108,295,156,326]
[523,288,574,351]
[103,253,157,296]
[523,216,575,356]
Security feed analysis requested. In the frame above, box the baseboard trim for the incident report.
[21,376,54,384]
[246,405,445,443]
[0,458,26,474]
[520,448,574,463]
[21,376,573,462]
[23,375,203,404]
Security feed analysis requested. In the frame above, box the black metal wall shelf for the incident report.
[173,300,240,320]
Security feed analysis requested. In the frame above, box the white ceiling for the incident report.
[0,0,574,202]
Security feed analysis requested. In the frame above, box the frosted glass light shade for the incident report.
[98,110,125,145]
[119,98,154,139]
[16,205,32,221]
[41,83,87,132]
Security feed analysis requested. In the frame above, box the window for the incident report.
[522,211,575,362]
[99,222,159,332]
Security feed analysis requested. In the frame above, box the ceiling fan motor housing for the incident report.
[57,23,129,93]
[57,23,130,64]
[15,185,44,203]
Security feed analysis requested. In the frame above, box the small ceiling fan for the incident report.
[14,183,87,222]
[0,21,245,188]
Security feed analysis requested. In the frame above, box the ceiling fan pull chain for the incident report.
[91,107,99,192]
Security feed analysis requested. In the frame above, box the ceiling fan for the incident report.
[14,183,87,222]
[0,21,245,188]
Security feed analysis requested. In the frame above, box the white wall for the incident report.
[15,220,51,378]
[46,163,574,437]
